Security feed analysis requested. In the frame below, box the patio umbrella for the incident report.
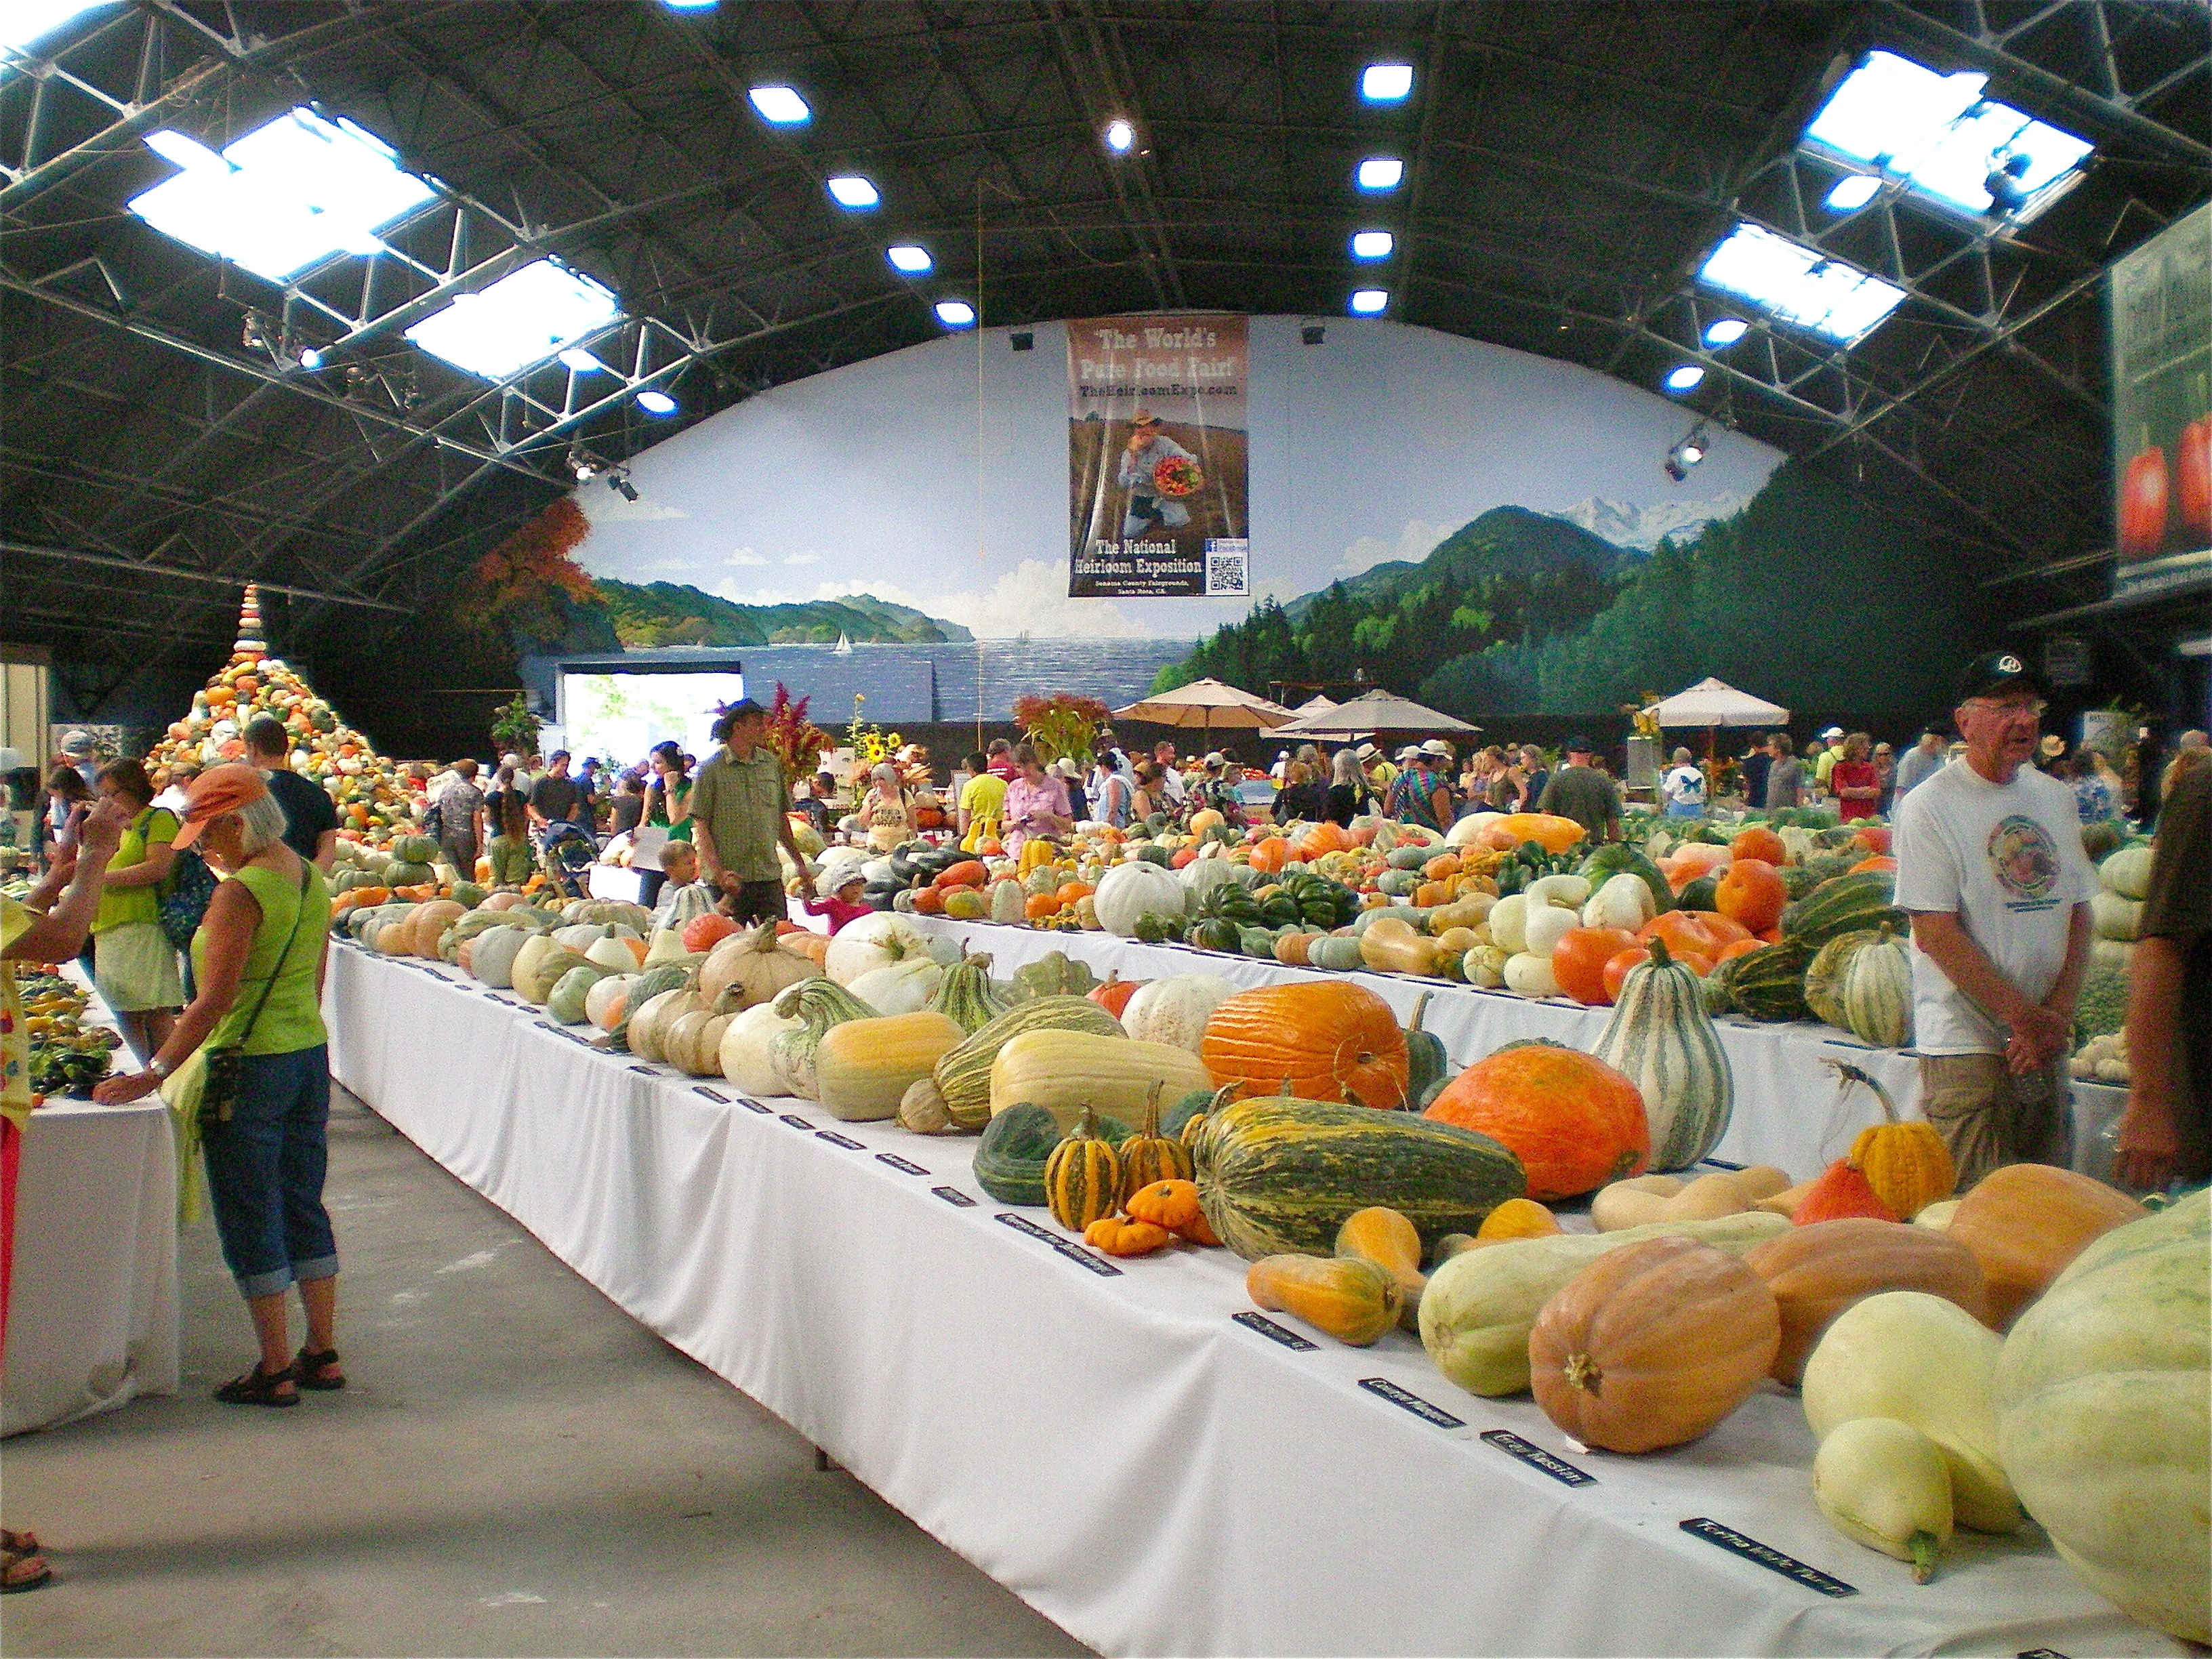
[1292,693,1338,714]
[1643,676,1790,777]
[1267,687,1480,741]
[1113,677,1296,744]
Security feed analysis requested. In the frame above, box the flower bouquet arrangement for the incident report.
[1153,455,1204,497]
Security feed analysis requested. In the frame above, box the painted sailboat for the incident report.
[832,633,853,655]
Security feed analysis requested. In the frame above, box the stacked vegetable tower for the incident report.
[149,585,419,845]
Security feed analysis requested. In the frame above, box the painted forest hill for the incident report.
[593,579,973,648]
[1282,506,1633,622]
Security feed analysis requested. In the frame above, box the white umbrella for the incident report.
[1292,693,1338,714]
[1113,677,1296,735]
[1643,677,1788,727]
[1268,687,1480,741]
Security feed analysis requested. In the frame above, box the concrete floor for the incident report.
[1,1086,1088,1658]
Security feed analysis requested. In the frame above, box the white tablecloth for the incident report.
[912,918,1923,1181]
[3,1099,180,1435]
[325,945,2174,1658]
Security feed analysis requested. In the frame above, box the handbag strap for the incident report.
[232,865,313,1050]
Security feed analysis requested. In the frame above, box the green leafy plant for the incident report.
[490,693,541,756]
[1015,693,1110,766]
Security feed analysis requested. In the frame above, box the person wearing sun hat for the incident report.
[96,763,342,1408]
[1115,407,1198,541]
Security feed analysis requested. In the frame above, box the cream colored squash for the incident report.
[843,958,944,1017]
[512,937,592,1006]
[718,1002,800,1097]
[1801,1291,2021,1534]
[584,930,647,972]
[628,987,707,1065]
[1813,1416,1953,1582]
[583,972,636,1032]
[1502,950,1561,998]
[699,919,821,1010]
[986,1029,1211,1134]
[823,912,936,985]
[663,1007,733,1077]
[1120,974,1233,1054]
[813,1012,967,1122]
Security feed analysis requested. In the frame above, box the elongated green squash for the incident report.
[1782,870,1906,949]
[1191,1094,1525,1262]
[1589,937,1734,1170]
[933,996,1124,1132]
[928,951,1010,1035]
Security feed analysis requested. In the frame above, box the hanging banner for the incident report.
[1067,314,1249,598]
[2109,201,2210,602]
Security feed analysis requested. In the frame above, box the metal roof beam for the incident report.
[0,539,410,611]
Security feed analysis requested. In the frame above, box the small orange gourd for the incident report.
[1334,1205,1428,1329]
[1246,1254,1402,1347]
[1475,1196,1561,1242]
[1832,1061,1954,1219]
[1791,1158,1899,1226]
[1125,1178,1203,1232]
[1083,1216,1173,1257]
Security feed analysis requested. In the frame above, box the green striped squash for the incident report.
[933,996,1126,1132]
[609,962,696,1051]
[1589,937,1734,1171]
[1781,870,1906,949]
[977,1103,1132,1206]
[1805,926,1913,1048]
[1044,1107,1124,1230]
[927,953,1010,1035]
[769,979,879,1100]
[1725,941,1814,1022]
[1191,1094,1525,1261]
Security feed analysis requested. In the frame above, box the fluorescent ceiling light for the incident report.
[558,347,607,373]
[1824,173,1883,212]
[1696,222,1907,346]
[636,390,678,415]
[0,0,118,54]
[404,259,623,380]
[748,85,811,125]
[886,244,932,274]
[1349,289,1389,315]
[1104,118,1136,154]
[1803,49,2091,222]
[1355,157,1404,191]
[1702,317,1748,346]
[1350,230,1394,260]
[1361,64,1414,103]
[826,176,879,209]
[129,108,436,283]
[663,0,717,8]
[934,299,977,328]
[1664,365,1706,393]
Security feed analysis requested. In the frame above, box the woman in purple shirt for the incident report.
[1002,743,1073,853]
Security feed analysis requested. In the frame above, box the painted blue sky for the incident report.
[573,315,1785,638]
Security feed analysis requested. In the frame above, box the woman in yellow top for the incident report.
[89,758,182,1067]
[861,762,914,854]
[96,766,338,1409]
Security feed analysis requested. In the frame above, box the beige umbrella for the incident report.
[1292,693,1338,714]
[1113,678,1297,740]
[1643,677,1788,728]
[1268,687,1479,741]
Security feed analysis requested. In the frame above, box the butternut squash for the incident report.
[1247,1254,1402,1347]
[813,1012,968,1123]
[1334,1206,1427,1330]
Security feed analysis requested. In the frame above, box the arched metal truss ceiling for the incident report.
[3,0,2207,705]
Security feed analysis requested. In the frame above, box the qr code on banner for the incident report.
[1204,539,1250,596]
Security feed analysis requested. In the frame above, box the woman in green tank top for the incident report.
[96,764,340,1408]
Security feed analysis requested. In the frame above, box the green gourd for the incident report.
[768,979,879,1100]
[1402,991,1451,1111]
[1044,1106,1123,1231]
[1782,870,1908,949]
[1589,936,1734,1170]
[928,951,1010,1035]
[975,1103,1132,1206]
[546,962,613,1025]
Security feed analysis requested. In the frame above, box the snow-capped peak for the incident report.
[1553,493,1751,552]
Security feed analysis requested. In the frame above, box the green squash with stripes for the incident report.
[1191,1094,1525,1261]
[1044,1106,1124,1231]
[1403,991,1452,1109]
[1589,937,1734,1170]
[975,1102,1132,1206]
[1781,869,1906,949]
[1805,926,1914,1048]
[1724,940,1814,1022]
[932,996,1126,1132]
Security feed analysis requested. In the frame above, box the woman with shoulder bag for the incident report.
[95,766,340,1408]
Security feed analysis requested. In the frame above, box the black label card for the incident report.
[1678,1519,1858,1598]
[691,1086,729,1104]
[2015,1650,2070,1658]
[1479,1429,1595,1487]
[1357,1377,1465,1429]
[779,1113,814,1130]
[876,1153,929,1176]
[815,1131,863,1150]
[628,1065,659,1077]
[993,1212,1124,1276]
[931,1185,977,1208]
[735,1097,773,1114]
[1231,1311,1317,1351]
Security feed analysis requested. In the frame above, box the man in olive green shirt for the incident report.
[1536,735,1622,843]
[689,699,813,926]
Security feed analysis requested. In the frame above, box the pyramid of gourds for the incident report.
[148,586,418,845]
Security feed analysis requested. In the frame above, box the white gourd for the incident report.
[1580,872,1656,932]
[584,973,636,1031]
[700,920,821,1008]
[824,912,935,985]
[1589,938,1734,1171]
[1812,1417,1953,1582]
[584,932,644,973]
[1502,951,1560,998]
[1519,901,1580,960]
[718,1002,800,1097]
[1120,975,1234,1054]
[845,957,943,1015]
[2097,844,2154,901]
[1092,860,1185,937]
[1488,893,1530,954]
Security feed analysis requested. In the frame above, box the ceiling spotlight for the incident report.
[1664,419,1712,483]
[1349,288,1389,315]
[747,85,811,125]
[558,346,607,373]
[635,389,678,415]
[569,445,597,483]
[1664,364,1706,393]
[662,0,718,9]
[935,299,977,329]
[298,346,326,369]
[241,310,270,352]
[1361,63,1414,103]
[1350,230,1394,260]
[1301,323,1326,346]
[1356,157,1404,191]
[826,175,880,209]
[1702,318,1748,347]
[886,244,933,274]
[607,469,640,502]
[1824,173,1882,212]
[1103,118,1136,154]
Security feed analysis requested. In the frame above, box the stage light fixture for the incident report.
[1301,324,1326,346]
[1664,364,1706,393]
[298,346,326,369]
[826,176,879,209]
[1702,317,1748,346]
[1350,288,1388,315]
[1361,64,1414,103]
[886,244,933,274]
[1664,419,1713,483]
[748,85,811,125]
[663,0,716,9]
[1103,118,1136,154]
[635,389,678,415]
[1356,157,1404,191]
[935,299,977,329]
[608,472,640,502]
[1350,230,1394,260]
[1824,173,1882,212]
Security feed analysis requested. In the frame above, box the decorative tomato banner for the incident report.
[2109,201,2211,588]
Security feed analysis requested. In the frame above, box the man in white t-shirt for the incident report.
[1660,747,1706,818]
[1893,652,2097,1183]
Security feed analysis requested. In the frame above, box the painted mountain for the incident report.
[594,580,972,647]
[1553,493,1753,552]
[1161,464,1988,718]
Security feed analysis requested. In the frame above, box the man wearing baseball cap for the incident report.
[1892,651,2098,1183]
[1811,724,1848,798]
[689,699,813,926]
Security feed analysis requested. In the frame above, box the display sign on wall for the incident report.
[1067,314,1250,598]
[2110,202,2210,601]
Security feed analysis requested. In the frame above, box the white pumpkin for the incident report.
[824,912,936,985]
[584,932,646,973]
[628,987,707,1065]
[2097,844,2154,901]
[583,973,637,1031]
[718,1002,800,1096]
[844,957,943,1015]
[700,920,821,1008]
[663,1008,733,1077]
[1502,950,1561,998]
[1444,811,1505,848]
[1179,859,1244,903]
[2089,889,2142,942]
[554,921,639,954]
[1093,859,1185,937]
[1519,901,1580,961]
[1120,974,1234,1054]
[642,925,693,966]
[1580,872,1656,932]
[466,924,531,988]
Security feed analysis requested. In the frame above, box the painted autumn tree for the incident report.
[457,497,615,650]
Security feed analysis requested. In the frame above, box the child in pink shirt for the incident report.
[802,871,874,935]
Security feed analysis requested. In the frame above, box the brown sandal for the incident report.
[295,1347,346,1391]
[1,1549,52,1595]
[213,1361,298,1407]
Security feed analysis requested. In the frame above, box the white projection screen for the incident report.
[559,672,745,769]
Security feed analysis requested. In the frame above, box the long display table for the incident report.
[325,943,2176,1658]
[908,916,1920,1182]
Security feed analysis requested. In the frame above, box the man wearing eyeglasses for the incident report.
[1892,653,2099,1184]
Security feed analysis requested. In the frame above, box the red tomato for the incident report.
[1603,941,1715,1001]
[2119,441,2170,558]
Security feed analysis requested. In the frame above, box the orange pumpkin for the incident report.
[1084,1215,1174,1257]
[1639,909,1746,960]
[1493,813,1586,855]
[1791,1158,1898,1225]
[1552,925,1639,1005]
[1273,933,1317,967]
[1729,825,1788,866]
[1528,1235,1781,1452]
[1298,822,1353,859]
[1026,893,1065,920]
[1201,981,1410,1109]
[1853,824,1891,856]
[1424,1040,1648,1200]
[909,884,945,915]
[1743,1217,1987,1385]
[1600,941,1713,1002]
[1088,972,1144,1018]
[1125,1179,1204,1231]
[1171,848,1198,868]
[1714,857,1787,935]
[1848,855,1898,876]
[1946,1164,2145,1328]
[1413,880,1453,908]
[935,860,987,890]
[1057,881,1094,905]
[1422,852,1462,881]
[683,913,740,954]
[1247,837,1292,876]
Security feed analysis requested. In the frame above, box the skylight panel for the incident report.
[128,108,436,283]
[0,0,119,54]
[1696,224,1906,346]
[403,260,622,380]
[1804,49,2091,222]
